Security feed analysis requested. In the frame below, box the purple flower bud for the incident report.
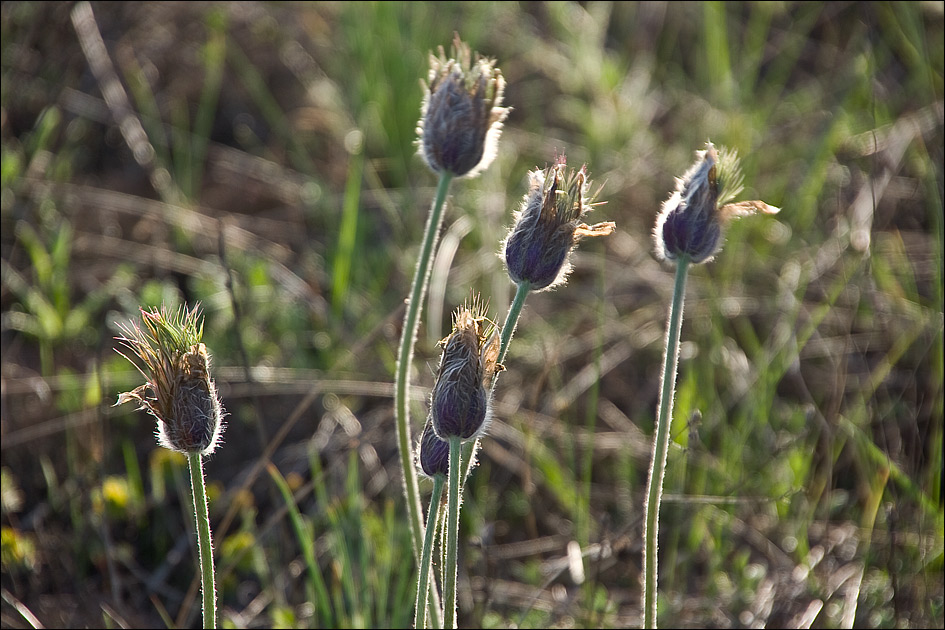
[417,34,509,178]
[654,144,722,264]
[417,421,450,478]
[503,158,614,291]
[429,299,500,442]
[655,142,779,264]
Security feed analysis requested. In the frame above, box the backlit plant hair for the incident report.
[496,156,614,366]
[397,33,508,629]
[430,297,501,442]
[116,304,224,455]
[503,157,614,292]
[654,142,778,264]
[430,296,501,629]
[414,421,448,629]
[642,142,778,628]
[115,303,223,628]
[417,33,509,179]
[424,158,614,627]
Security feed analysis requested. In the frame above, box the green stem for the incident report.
[187,451,216,629]
[461,280,532,483]
[497,280,531,367]
[642,255,690,629]
[396,172,452,627]
[415,475,446,629]
[444,436,462,629]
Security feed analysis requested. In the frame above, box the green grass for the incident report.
[1,1,942,628]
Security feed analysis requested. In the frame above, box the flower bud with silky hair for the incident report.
[643,141,779,629]
[417,421,450,479]
[114,302,223,628]
[417,33,509,178]
[503,156,615,291]
[654,141,779,265]
[430,296,502,442]
[115,304,225,455]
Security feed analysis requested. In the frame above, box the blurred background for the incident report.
[1,1,942,628]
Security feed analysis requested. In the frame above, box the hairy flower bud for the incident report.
[655,142,779,264]
[417,421,450,478]
[115,304,225,455]
[503,158,615,291]
[430,298,501,442]
[417,33,509,178]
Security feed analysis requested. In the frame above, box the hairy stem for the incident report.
[461,280,532,483]
[415,474,446,629]
[642,255,690,629]
[444,436,462,629]
[497,280,531,367]
[395,172,452,627]
[188,452,216,629]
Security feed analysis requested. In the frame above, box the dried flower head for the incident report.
[655,141,779,264]
[115,304,225,455]
[430,296,502,442]
[417,33,509,178]
[503,157,615,291]
[417,421,450,478]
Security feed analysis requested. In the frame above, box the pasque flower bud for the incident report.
[417,421,450,478]
[655,142,779,264]
[429,298,501,442]
[417,33,509,178]
[503,157,615,291]
[116,304,225,455]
